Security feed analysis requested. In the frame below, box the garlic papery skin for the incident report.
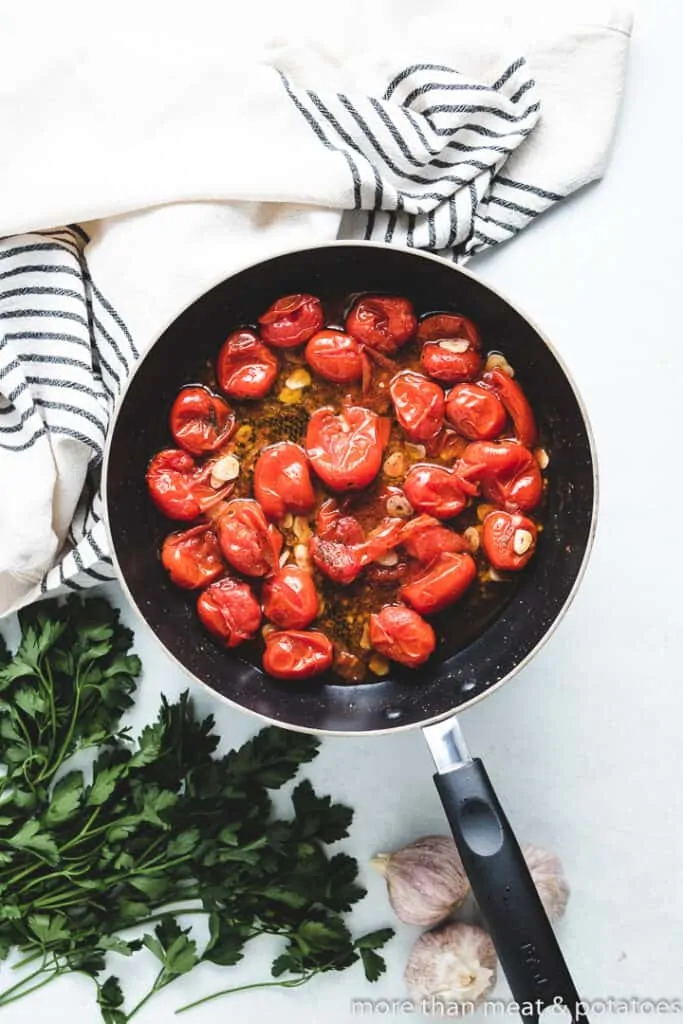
[405,922,497,1014]
[523,843,570,923]
[371,835,469,927]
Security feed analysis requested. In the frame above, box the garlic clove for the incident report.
[513,528,534,555]
[386,493,413,518]
[278,387,302,404]
[463,526,480,552]
[294,543,311,569]
[485,352,515,377]
[210,453,240,488]
[285,367,311,390]
[371,835,470,927]
[383,451,405,478]
[437,338,471,354]
[368,654,390,676]
[522,843,570,923]
[405,922,497,1013]
[292,516,312,541]
[281,512,294,529]
[375,550,399,567]
[535,447,550,470]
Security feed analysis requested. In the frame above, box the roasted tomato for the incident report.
[484,369,537,447]
[316,498,365,545]
[369,605,436,667]
[403,464,474,519]
[217,329,278,400]
[305,330,364,384]
[161,524,225,589]
[400,514,469,565]
[482,511,538,571]
[389,371,445,445]
[263,630,334,680]
[258,294,323,348]
[169,386,235,456]
[461,441,542,512]
[418,312,482,383]
[262,565,320,629]
[310,536,363,585]
[215,498,282,577]
[446,383,507,440]
[400,551,477,615]
[306,405,389,492]
[253,442,316,521]
[345,295,417,355]
[310,516,402,585]
[146,449,231,520]
[197,577,261,647]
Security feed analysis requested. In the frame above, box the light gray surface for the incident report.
[2,2,682,1021]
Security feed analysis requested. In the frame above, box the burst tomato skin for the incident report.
[253,442,316,522]
[400,514,469,565]
[215,498,282,577]
[306,405,389,492]
[461,440,542,512]
[263,630,334,680]
[446,383,507,440]
[403,464,470,519]
[400,551,477,615]
[485,369,537,447]
[389,370,445,444]
[369,605,436,667]
[417,313,481,347]
[305,330,364,384]
[262,565,320,630]
[258,294,323,348]
[216,329,278,400]
[161,524,225,589]
[482,511,538,571]
[146,449,224,521]
[345,295,417,355]
[169,386,235,456]
[197,577,262,648]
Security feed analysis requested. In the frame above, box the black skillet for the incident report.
[104,242,596,1022]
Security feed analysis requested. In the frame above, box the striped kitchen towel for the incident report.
[0,3,632,615]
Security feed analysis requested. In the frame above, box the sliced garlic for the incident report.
[485,352,515,377]
[292,516,312,541]
[476,503,495,523]
[281,512,293,529]
[386,493,413,518]
[438,338,470,354]
[278,387,302,405]
[405,443,427,459]
[210,453,240,488]
[513,529,534,555]
[375,551,399,567]
[369,654,390,676]
[285,367,311,390]
[262,623,276,639]
[464,526,480,552]
[294,543,311,569]
[279,549,290,567]
[359,621,371,650]
[383,451,405,478]
[535,447,550,469]
[488,567,505,582]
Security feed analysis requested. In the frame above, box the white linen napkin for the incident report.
[0,1,632,616]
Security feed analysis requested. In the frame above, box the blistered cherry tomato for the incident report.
[306,405,389,492]
[146,449,228,520]
[369,605,436,667]
[197,577,261,648]
[258,294,323,348]
[400,551,477,615]
[400,514,469,565]
[482,511,538,571]
[316,499,365,545]
[263,630,334,680]
[446,383,507,440]
[310,535,362,585]
[161,524,225,589]
[461,441,542,512]
[262,565,320,630]
[215,499,282,577]
[217,329,278,400]
[389,371,445,445]
[403,464,471,519]
[484,369,537,447]
[169,386,235,456]
[305,330,364,384]
[345,295,417,355]
[253,442,316,522]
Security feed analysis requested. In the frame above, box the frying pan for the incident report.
[103,242,596,1022]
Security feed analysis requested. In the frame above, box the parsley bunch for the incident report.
[0,598,392,1021]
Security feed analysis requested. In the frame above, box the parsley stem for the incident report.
[125,968,165,1023]
[175,971,318,1014]
[0,966,59,1006]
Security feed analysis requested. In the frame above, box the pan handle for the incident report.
[432,755,588,1024]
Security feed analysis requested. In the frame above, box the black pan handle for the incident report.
[434,758,588,1024]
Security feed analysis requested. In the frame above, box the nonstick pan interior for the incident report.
[104,243,596,734]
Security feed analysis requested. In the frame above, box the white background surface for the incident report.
[2,1,682,1021]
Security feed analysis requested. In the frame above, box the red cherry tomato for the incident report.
[417,313,482,384]
[316,498,365,545]
[389,371,445,445]
[345,295,417,355]
[197,577,262,648]
[446,383,507,440]
[461,441,542,512]
[305,330,364,384]
[400,514,469,565]
[215,498,282,577]
[484,369,537,447]
[258,294,323,349]
[253,442,316,522]
[354,517,403,567]
[306,405,389,492]
[403,464,471,519]
[146,449,230,520]
[417,313,481,347]
[369,605,436,667]
[400,551,477,615]
[310,535,363,585]
[216,329,278,400]
[482,511,538,571]
[161,524,225,589]
[262,565,320,629]
[169,386,235,456]
[263,630,334,680]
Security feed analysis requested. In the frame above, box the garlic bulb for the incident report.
[405,922,496,1014]
[523,843,570,923]
[371,835,469,927]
